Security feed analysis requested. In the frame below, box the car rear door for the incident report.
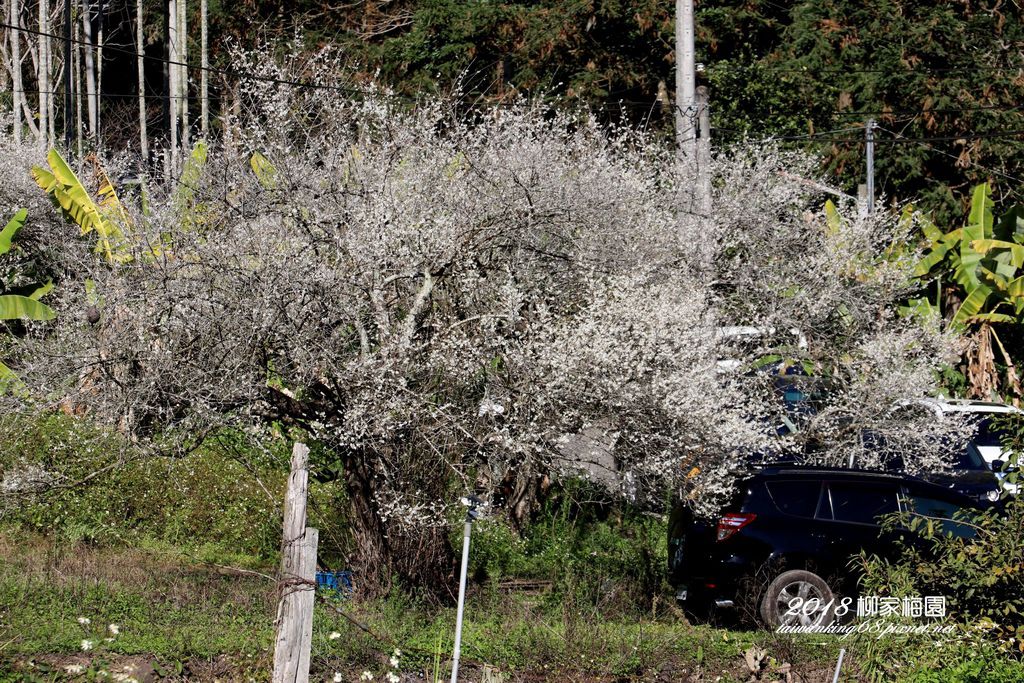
[815,479,902,576]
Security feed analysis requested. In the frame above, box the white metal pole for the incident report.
[449,518,472,683]
[830,648,846,683]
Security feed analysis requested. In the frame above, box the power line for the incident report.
[0,20,403,102]
[875,125,1024,188]
[832,104,1024,118]
[713,128,1024,145]
[705,62,1024,76]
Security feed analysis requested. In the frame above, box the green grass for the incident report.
[3,534,1024,681]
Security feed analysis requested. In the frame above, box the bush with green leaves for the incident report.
[860,497,1024,656]
[0,412,303,562]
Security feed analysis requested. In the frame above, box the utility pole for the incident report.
[675,0,696,164]
[865,118,875,215]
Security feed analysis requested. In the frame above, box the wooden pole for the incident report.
[272,443,318,683]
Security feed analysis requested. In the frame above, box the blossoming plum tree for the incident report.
[16,53,966,591]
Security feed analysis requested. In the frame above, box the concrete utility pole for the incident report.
[865,118,875,215]
[675,0,696,163]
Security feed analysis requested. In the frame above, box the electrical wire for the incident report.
[875,124,1024,188]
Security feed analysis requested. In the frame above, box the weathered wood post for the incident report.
[272,442,319,683]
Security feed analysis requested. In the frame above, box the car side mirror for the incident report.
[992,460,1006,471]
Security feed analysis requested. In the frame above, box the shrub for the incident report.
[859,497,1024,656]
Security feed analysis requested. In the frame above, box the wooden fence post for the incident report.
[272,442,319,683]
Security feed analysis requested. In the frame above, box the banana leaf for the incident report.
[0,209,27,256]
[0,294,56,321]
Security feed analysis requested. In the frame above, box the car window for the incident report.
[903,494,976,539]
[956,443,988,471]
[765,481,822,518]
[974,417,1010,449]
[822,482,899,525]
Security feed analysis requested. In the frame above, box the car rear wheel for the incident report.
[759,569,836,628]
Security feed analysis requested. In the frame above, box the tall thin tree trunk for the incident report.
[47,3,54,146]
[37,0,49,150]
[74,8,81,158]
[167,0,177,167]
[95,0,103,141]
[177,0,187,151]
[81,0,97,138]
[9,0,23,143]
[199,0,206,136]
[136,0,147,160]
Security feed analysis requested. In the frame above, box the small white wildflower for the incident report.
[328,631,341,640]
[77,617,91,625]
[359,672,374,681]
[385,672,399,683]
[64,664,85,674]
[80,639,94,651]
[333,674,342,683]
[108,623,120,635]
[104,637,115,642]
[389,656,399,668]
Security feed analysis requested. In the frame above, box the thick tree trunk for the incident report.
[342,450,392,596]
[340,447,455,600]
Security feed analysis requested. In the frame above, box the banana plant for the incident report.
[0,209,56,393]
[913,184,1024,398]
[31,149,133,264]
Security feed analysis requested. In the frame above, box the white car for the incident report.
[905,398,1021,496]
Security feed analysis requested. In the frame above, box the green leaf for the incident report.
[971,238,1024,269]
[0,359,22,394]
[0,208,28,255]
[31,149,130,263]
[0,294,55,321]
[914,229,961,276]
[250,152,278,190]
[28,281,53,301]
[953,283,993,324]
[824,199,841,235]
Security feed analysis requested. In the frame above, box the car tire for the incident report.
[759,569,836,628]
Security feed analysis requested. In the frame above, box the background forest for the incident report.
[4,0,1023,222]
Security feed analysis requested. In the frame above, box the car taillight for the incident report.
[716,513,756,542]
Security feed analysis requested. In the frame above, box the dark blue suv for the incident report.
[668,467,983,627]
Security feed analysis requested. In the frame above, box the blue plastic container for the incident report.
[315,570,355,597]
